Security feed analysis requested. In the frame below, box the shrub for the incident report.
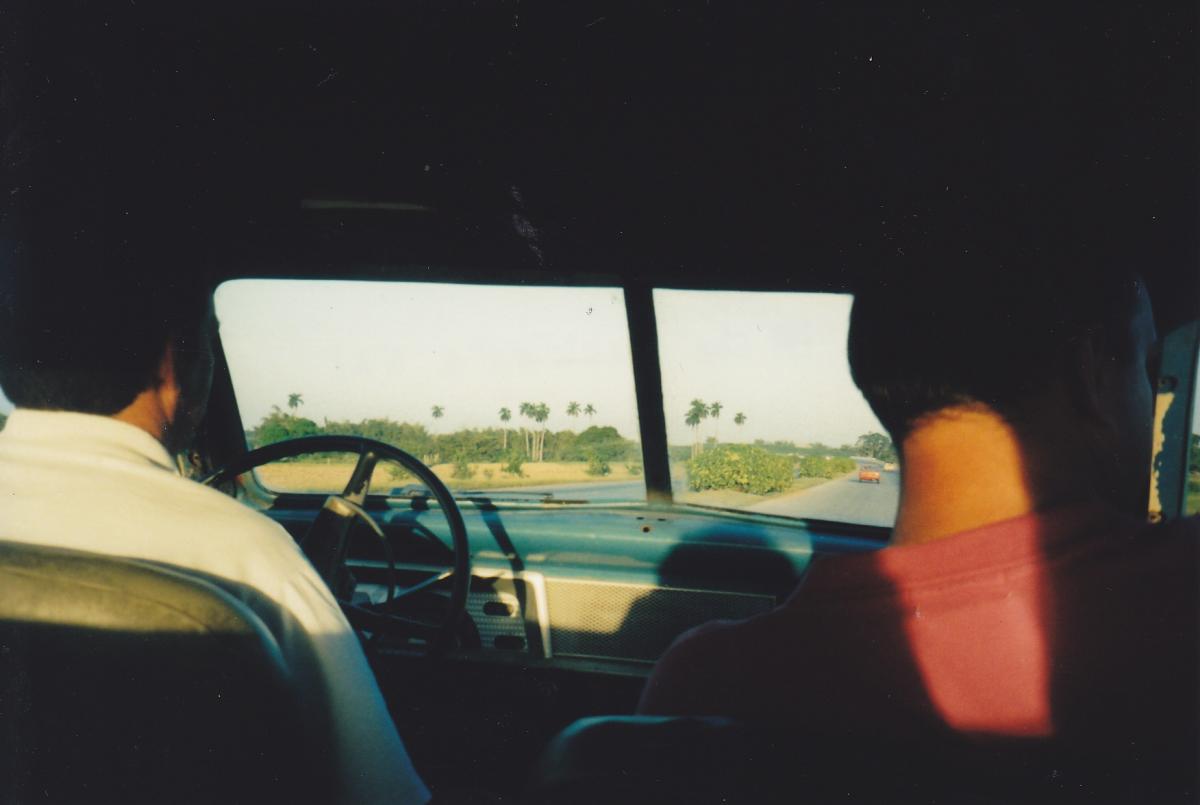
[482,468,495,480]
[502,451,526,478]
[252,412,321,450]
[574,426,636,462]
[668,445,693,463]
[626,461,643,476]
[586,451,611,476]
[687,445,793,495]
[795,455,856,480]
[388,464,416,482]
[451,453,474,479]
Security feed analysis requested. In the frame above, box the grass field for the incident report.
[255,459,645,494]
[254,459,835,506]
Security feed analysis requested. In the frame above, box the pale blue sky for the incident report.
[654,289,883,446]
[216,280,645,439]
[213,280,885,447]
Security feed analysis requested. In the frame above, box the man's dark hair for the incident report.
[0,1,222,416]
[848,253,1144,444]
[0,268,214,415]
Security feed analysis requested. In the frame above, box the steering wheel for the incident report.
[203,435,471,655]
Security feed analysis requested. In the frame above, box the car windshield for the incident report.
[655,290,898,527]
[215,280,901,527]
[215,279,647,503]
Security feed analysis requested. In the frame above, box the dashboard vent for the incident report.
[545,579,773,663]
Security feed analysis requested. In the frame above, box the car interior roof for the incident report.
[17,2,1198,327]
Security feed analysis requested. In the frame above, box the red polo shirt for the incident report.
[638,505,1198,746]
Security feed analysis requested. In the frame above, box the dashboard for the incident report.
[265,498,886,675]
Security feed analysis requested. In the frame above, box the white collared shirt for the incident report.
[0,409,430,805]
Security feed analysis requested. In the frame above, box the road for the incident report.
[493,460,899,527]
[746,463,899,527]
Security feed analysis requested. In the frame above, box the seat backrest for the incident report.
[526,715,1197,804]
[0,540,337,804]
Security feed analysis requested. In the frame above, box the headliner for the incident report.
[4,2,1196,324]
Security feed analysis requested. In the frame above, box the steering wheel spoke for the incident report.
[203,435,472,657]
[342,450,379,504]
[303,496,362,599]
[390,568,455,601]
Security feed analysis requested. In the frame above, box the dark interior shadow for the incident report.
[644,523,945,735]
[471,498,529,617]
[655,523,799,596]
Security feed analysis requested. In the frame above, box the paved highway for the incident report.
[492,460,899,527]
[747,463,899,527]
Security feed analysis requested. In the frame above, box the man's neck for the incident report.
[889,406,1088,547]
[112,389,172,449]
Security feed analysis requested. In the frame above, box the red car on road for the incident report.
[858,467,881,484]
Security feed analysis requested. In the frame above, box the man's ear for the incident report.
[154,341,182,422]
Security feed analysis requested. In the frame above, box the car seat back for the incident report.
[0,540,337,804]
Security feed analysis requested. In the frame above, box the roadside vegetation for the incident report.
[687,445,793,494]
[675,398,893,497]
[248,394,904,499]
[250,395,637,468]
[249,394,641,492]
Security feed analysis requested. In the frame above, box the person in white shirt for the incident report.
[0,270,431,805]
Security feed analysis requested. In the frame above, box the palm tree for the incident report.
[499,407,512,450]
[519,402,534,457]
[532,402,550,461]
[428,405,445,462]
[567,401,581,419]
[708,401,723,443]
[734,411,746,427]
[583,403,596,420]
[287,392,303,410]
[685,399,709,458]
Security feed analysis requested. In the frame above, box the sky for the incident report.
[211,280,885,448]
[654,289,883,446]
[216,280,645,439]
[3,281,1199,449]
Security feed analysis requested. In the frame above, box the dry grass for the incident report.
[256,460,833,505]
[674,488,767,508]
[255,459,644,493]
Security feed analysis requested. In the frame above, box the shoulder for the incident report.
[141,474,315,577]
[158,473,290,535]
[638,610,785,716]
[662,617,747,665]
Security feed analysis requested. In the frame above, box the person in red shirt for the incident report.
[638,261,1196,766]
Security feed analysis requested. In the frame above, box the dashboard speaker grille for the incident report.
[545,579,773,663]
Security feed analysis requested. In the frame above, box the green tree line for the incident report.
[249,408,639,466]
